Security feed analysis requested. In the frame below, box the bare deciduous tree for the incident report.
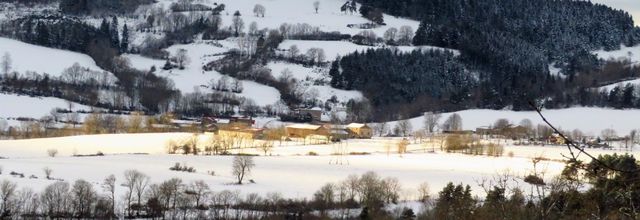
[383,27,398,43]
[397,25,414,45]
[443,113,463,131]
[102,174,116,217]
[601,128,617,145]
[232,11,244,37]
[175,49,190,69]
[41,181,70,217]
[253,4,266,17]
[1,52,11,75]
[423,112,441,134]
[71,179,97,217]
[0,180,17,216]
[313,1,320,13]
[232,156,255,184]
[288,45,299,59]
[123,170,149,216]
[417,182,430,203]
[187,180,209,208]
[395,119,412,137]
[43,167,53,179]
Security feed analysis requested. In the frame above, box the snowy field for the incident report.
[0,37,107,76]
[383,107,640,136]
[0,133,569,200]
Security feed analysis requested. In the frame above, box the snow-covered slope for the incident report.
[598,78,640,92]
[267,61,363,102]
[279,40,458,59]
[0,93,92,125]
[384,107,640,136]
[0,37,106,76]
[124,41,282,106]
[595,44,640,65]
[155,0,419,36]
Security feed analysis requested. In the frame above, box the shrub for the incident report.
[169,162,196,173]
[47,149,58,157]
[485,143,504,157]
[349,152,371,155]
[307,151,319,156]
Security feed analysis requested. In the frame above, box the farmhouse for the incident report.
[294,108,323,122]
[202,116,255,132]
[346,123,373,139]
[217,127,264,140]
[285,124,329,138]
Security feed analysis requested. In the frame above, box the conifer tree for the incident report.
[121,23,129,53]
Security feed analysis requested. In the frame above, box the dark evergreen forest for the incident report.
[331,0,640,120]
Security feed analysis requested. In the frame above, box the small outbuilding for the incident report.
[285,124,329,138]
[346,123,373,139]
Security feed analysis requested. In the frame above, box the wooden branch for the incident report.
[528,101,638,173]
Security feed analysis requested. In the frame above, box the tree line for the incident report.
[1,153,639,219]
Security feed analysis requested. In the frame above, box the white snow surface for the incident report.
[279,40,458,59]
[595,44,640,65]
[0,93,92,122]
[598,78,640,92]
[384,107,640,136]
[267,61,363,102]
[0,133,568,200]
[155,0,420,36]
[0,37,105,76]
[123,41,282,106]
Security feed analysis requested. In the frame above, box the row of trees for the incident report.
[1,153,638,219]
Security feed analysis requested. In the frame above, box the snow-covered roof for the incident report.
[347,123,368,128]
[286,124,322,130]
[331,130,349,135]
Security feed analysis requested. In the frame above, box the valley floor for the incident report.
[4,133,634,204]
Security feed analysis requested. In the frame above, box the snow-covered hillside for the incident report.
[383,107,640,136]
[123,41,282,106]
[595,44,640,65]
[598,78,640,92]
[279,40,458,59]
[0,93,92,126]
[0,37,107,76]
[155,0,419,36]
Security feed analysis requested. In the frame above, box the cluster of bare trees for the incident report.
[278,44,327,66]
[311,171,422,217]
[253,4,266,17]
[136,4,220,34]
[383,26,414,45]
[166,133,271,156]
